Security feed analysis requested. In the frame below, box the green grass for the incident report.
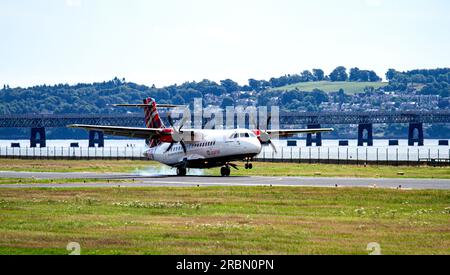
[210,162,450,179]
[271,81,388,94]
[0,178,127,185]
[1,159,449,179]
[0,187,448,255]
[0,159,151,173]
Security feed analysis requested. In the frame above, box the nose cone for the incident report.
[244,139,262,154]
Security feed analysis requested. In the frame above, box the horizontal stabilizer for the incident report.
[68,124,166,139]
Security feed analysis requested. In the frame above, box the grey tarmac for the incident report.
[0,171,449,190]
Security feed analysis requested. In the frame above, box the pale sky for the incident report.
[1,0,449,88]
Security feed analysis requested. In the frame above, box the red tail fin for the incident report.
[143,98,165,129]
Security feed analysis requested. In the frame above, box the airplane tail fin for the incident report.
[143,98,165,129]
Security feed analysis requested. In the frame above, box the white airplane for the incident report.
[69,98,333,176]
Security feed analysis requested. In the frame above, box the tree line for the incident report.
[0,67,448,115]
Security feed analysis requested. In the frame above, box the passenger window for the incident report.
[245,133,250,138]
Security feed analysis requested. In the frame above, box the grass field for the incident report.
[0,186,448,255]
[1,159,449,179]
[271,81,388,94]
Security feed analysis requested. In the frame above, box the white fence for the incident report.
[1,145,449,166]
[0,146,145,160]
[255,146,450,165]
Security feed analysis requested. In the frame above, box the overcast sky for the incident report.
[1,0,449,88]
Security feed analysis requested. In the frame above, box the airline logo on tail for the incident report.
[143,97,165,129]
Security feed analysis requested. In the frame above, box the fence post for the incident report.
[386,148,388,165]
[290,147,293,162]
[407,148,409,165]
[376,148,379,165]
[328,147,330,164]
[396,148,399,166]
[337,147,340,164]
[366,148,368,164]
[356,148,359,165]
[309,147,312,164]
[417,148,420,166]
[299,147,302,163]
[346,148,349,165]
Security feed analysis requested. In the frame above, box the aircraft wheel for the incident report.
[220,167,227,177]
[225,167,231,177]
[177,167,187,176]
[248,163,253,170]
[245,163,249,170]
[221,167,231,177]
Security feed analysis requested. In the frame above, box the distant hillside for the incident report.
[271,81,388,94]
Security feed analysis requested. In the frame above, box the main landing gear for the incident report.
[220,166,231,177]
[176,167,187,176]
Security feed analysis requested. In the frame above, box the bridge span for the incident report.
[0,111,449,148]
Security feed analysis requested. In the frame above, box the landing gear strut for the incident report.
[177,167,187,176]
[220,166,231,177]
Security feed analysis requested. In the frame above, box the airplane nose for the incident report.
[245,139,262,154]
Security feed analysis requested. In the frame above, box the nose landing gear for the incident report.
[244,158,253,170]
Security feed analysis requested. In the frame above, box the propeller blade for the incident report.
[266,116,272,129]
[165,142,175,153]
[179,116,189,132]
[167,113,175,128]
[180,140,187,154]
[268,140,277,154]
[229,163,239,170]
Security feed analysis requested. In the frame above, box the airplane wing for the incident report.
[67,124,168,139]
[267,128,334,137]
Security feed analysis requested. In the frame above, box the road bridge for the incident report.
[1,111,449,147]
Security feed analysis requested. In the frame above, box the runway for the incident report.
[1,171,450,190]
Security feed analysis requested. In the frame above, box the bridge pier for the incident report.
[89,131,104,148]
[306,124,322,147]
[30,127,46,148]
[358,124,373,146]
[408,123,424,146]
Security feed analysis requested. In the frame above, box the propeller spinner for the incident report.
[165,114,188,154]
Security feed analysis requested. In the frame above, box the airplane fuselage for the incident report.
[144,129,262,169]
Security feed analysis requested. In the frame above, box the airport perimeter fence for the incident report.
[0,145,450,166]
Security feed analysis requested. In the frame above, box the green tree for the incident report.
[312,69,325,81]
[329,66,348,82]
[220,79,240,93]
[221,96,234,108]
